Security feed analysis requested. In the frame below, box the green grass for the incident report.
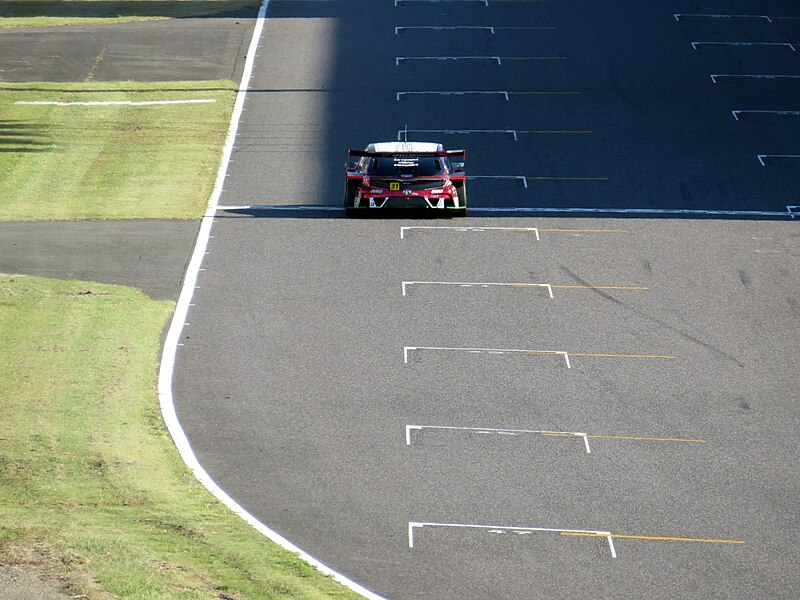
[0,1,262,28]
[0,273,360,599]
[0,81,235,220]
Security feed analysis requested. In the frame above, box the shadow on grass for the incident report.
[0,1,261,19]
[0,120,54,153]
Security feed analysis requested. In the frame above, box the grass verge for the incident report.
[0,273,360,599]
[0,0,261,28]
[0,80,235,220]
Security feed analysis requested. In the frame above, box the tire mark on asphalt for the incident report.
[559,266,745,367]
[85,42,108,82]
[738,269,751,290]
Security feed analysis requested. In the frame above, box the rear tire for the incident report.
[344,181,359,218]
[453,182,467,217]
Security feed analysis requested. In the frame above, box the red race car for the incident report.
[344,142,467,217]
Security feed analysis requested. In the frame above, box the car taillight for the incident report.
[361,178,371,188]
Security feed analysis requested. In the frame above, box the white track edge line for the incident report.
[156,2,385,598]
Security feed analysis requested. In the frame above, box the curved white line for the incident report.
[157,2,385,598]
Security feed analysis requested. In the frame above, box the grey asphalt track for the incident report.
[0,220,199,300]
[0,12,257,83]
[173,1,800,598]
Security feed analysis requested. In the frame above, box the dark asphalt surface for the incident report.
[0,220,199,300]
[0,11,257,83]
[172,1,800,598]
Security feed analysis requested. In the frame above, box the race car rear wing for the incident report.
[348,149,466,160]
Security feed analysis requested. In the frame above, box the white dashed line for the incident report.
[713,74,800,83]
[757,154,800,166]
[404,346,572,368]
[401,281,554,297]
[691,41,796,51]
[395,26,495,34]
[397,90,509,100]
[400,225,540,239]
[675,13,773,23]
[408,522,615,556]
[396,56,502,65]
[732,109,800,120]
[405,425,590,452]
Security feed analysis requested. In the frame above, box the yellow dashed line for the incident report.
[570,352,677,360]
[538,228,628,233]
[586,434,705,443]
[540,433,705,444]
[561,532,744,545]
[550,285,649,291]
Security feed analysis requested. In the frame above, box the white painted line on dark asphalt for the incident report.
[400,225,540,239]
[713,74,800,83]
[402,281,554,297]
[397,91,579,101]
[411,522,744,555]
[398,128,520,140]
[401,281,648,296]
[404,346,572,367]
[396,56,502,65]
[732,109,800,120]
[394,26,556,34]
[470,206,797,218]
[395,26,495,34]
[405,346,677,366]
[406,425,590,452]
[16,99,217,106]
[787,206,800,218]
[469,175,608,187]
[396,0,488,5]
[406,425,707,450]
[470,174,528,187]
[397,90,509,100]
[157,2,385,598]
[607,536,618,558]
[395,56,564,66]
[675,13,773,22]
[219,205,796,219]
[757,154,800,166]
[692,41,796,51]
[408,522,615,556]
[396,128,591,140]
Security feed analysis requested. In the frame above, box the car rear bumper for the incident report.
[360,194,461,210]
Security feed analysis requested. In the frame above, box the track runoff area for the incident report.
[169,1,800,599]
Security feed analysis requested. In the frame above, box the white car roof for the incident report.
[369,141,442,153]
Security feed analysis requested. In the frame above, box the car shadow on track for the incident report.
[214,205,798,221]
